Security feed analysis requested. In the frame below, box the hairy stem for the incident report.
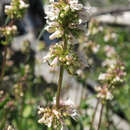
[56,34,67,108]
[97,103,104,130]
[89,100,99,130]
[56,65,64,108]
[0,46,7,83]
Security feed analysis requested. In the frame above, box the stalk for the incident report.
[89,100,99,130]
[56,34,67,108]
[56,65,64,108]
[106,102,110,130]
[97,103,104,130]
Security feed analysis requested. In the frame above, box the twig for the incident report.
[81,5,130,25]
[99,22,130,28]
[89,99,99,130]
[97,103,104,130]
[91,5,130,18]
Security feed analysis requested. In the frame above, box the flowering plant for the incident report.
[0,0,129,130]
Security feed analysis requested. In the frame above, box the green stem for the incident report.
[56,65,64,108]
[89,100,99,130]
[4,16,10,26]
[106,101,110,130]
[37,27,45,40]
[56,34,67,108]
[97,103,104,130]
[0,46,7,84]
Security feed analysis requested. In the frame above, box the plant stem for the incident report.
[56,65,64,108]
[56,34,67,108]
[106,101,110,130]
[97,103,104,130]
[89,100,99,130]
[0,46,7,83]
[37,27,45,40]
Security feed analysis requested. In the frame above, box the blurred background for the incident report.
[0,0,130,130]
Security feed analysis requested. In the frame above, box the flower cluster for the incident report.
[40,0,86,128]
[95,85,113,101]
[5,0,29,19]
[95,43,126,101]
[96,57,126,101]
[43,42,80,74]
[0,25,17,45]
[45,0,85,40]
[38,99,79,129]
[0,25,17,36]
[99,60,126,87]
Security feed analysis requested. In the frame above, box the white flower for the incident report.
[70,3,83,11]
[5,5,13,13]
[43,53,51,62]
[98,73,107,81]
[106,91,113,100]
[45,21,59,33]
[104,45,116,57]
[45,5,60,20]
[78,19,82,24]
[19,0,29,9]
[76,69,83,76]
[111,33,118,41]
[102,59,116,67]
[115,76,120,81]
[68,0,83,11]
[50,56,59,67]
[95,86,101,91]
[92,44,100,53]
[104,35,110,42]
[7,125,15,130]
[49,29,63,40]
[49,0,54,3]
[45,25,55,33]
[96,85,113,100]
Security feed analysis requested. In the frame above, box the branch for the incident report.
[90,5,130,18]
[81,5,130,26]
